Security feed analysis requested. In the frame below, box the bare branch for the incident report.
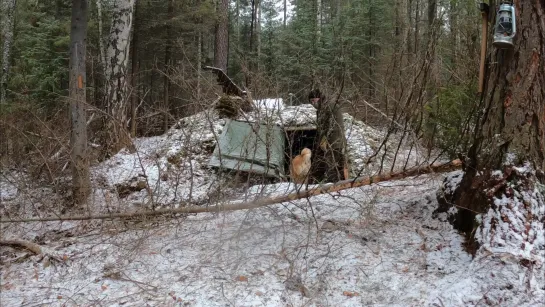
[1,159,462,223]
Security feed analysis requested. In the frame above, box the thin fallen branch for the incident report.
[0,159,462,223]
[0,238,64,265]
[0,239,44,255]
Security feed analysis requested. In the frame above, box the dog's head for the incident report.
[301,148,312,158]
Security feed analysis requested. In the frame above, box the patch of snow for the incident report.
[444,170,463,195]
[254,98,285,111]
[468,166,545,305]
[240,103,317,127]
[0,176,18,201]
[477,185,545,260]
[491,169,504,179]
[90,109,226,211]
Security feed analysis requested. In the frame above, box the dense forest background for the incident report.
[1,0,482,172]
[1,3,544,302]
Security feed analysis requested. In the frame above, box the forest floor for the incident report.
[1,103,543,306]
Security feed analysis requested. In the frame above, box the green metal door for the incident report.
[208,119,286,178]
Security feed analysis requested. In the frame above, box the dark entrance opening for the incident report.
[284,126,324,184]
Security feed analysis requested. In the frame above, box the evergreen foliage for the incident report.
[1,0,484,162]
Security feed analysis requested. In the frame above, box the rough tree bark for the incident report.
[425,0,436,104]
[96,0,107,72]
[104,0,136,154]
[247,0,258,87]
[451,0,545,254]
[449,0,457,67]
[69,0,91,204]
[163,0,174,133]
[214,0,229,73]
[312,95,348,183]
[1,0,17,104]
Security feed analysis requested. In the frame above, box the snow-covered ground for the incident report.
[1,104,543,306]
[2,174,543,306]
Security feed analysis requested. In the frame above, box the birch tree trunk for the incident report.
[69,0,91,204]
[451,0,545,255]
[104,0,136,154]
[1,0,17,104]
[129,0,139,137]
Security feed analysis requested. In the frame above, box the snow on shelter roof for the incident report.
[240,100,317,128]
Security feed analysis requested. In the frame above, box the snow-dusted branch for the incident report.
[1,159,462,223]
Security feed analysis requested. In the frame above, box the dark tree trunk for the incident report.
[367,0,375,99]
[283,0,287,27]
[425,0,436,104]
[69,0,91,204]
[406,0,413,58]
[427,0,436,40]
[449,0,457,67]
[163,0,174,133]
[214,0,229,73]
[312,97,348,183]
[414,0,419,54]
[246,0,258,87]
[451,0,545,253]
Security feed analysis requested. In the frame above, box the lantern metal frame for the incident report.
[493,1,516,49]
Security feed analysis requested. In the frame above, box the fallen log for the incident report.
[0,159,462,223]
[0,238,63,263]
[0,239,44,255]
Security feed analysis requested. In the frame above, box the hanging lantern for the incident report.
[493,1,516,49]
